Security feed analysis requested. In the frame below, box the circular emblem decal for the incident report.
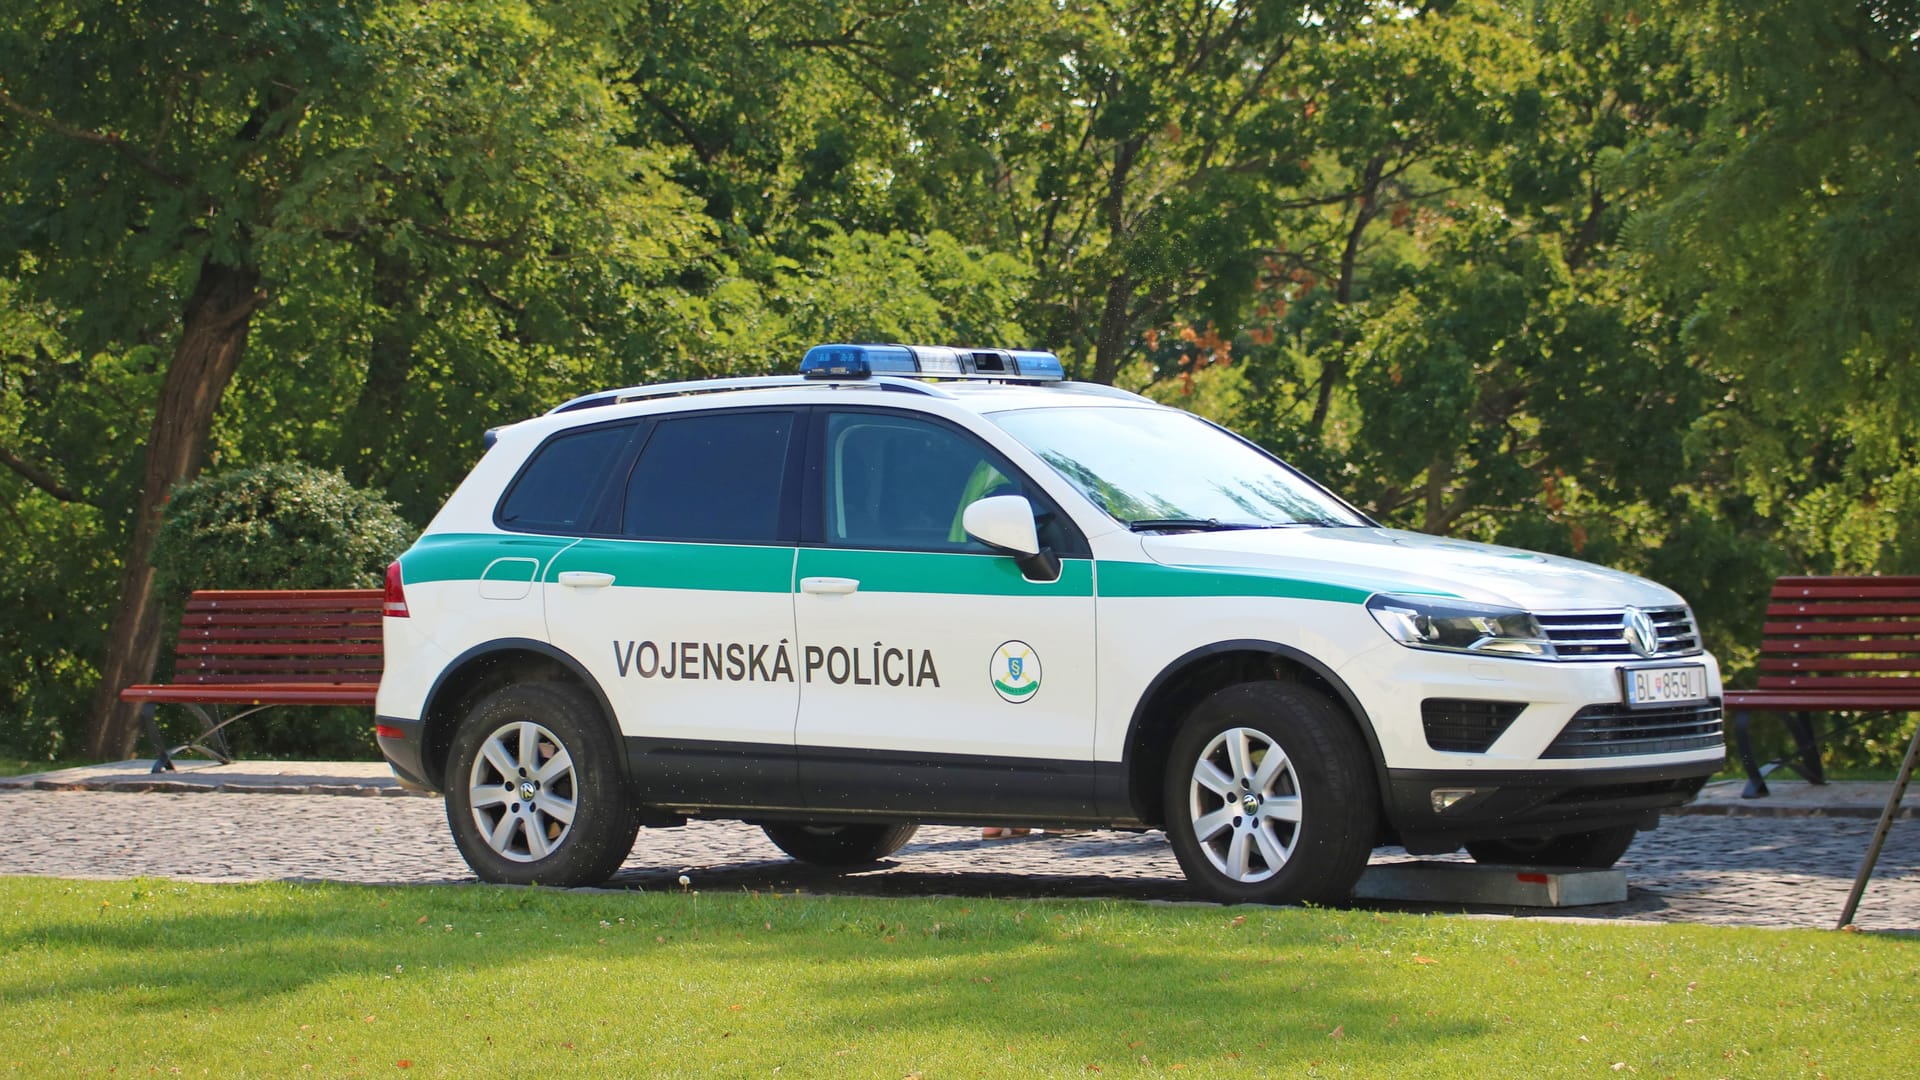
[989,640,1042,703]
[1623,607,1660,658]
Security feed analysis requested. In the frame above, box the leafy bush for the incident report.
[153,462,413,595]
[149,463,414,760]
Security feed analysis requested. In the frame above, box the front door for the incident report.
[791,408,1098,820]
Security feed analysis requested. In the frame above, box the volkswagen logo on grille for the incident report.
[1623,607,1660,657]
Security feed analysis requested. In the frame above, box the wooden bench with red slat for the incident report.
[1724,575,1920,797]
[120,589,384,772]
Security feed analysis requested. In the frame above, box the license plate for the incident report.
[1622,664,1709,708]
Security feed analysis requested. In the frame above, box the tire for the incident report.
[762,822,920,867]
[1465,825,1637,869]
[444,682,638,887]
[1162,681,1379,906]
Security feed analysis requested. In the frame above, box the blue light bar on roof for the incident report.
[800,343,1064,382]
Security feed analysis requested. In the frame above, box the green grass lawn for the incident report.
[2,878,1913,1076]
[0,758,80,778]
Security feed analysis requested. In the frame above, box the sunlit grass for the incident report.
[0,758,90,779]
[1,876,1912,1076]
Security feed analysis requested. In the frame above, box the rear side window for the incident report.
[622,411,795,543]
[497,423,635,533]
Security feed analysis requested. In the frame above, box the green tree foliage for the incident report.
[1,0,1912,765]
[0,0,710,754]
[1144,1,1784,662]
[926,0,1360,383]
[1630,0,1920,574]
[0,284,124,759]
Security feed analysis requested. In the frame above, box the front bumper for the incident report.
[1337,638,1726,772]
[1382,758,1719,855]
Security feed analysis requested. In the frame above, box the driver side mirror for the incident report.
[962,495,1062,582]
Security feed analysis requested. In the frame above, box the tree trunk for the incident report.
[1090,137,1143,387]
[1310,155,1386,437]
[1091,270,1135,386]
[84,259,264,759]
[1422,451,1455,535]
[337,248,418,488]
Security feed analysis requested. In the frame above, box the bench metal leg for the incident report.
[180,704,236,765]
[139,703,175,774]
[1839,716,1920,928]
[143,703,243,770]
[193,704,236,763]
[1734,710,1770,798]
[1735,709,1831,797]
[1784,711,1826,785]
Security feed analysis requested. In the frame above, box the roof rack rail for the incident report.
[547,372,949,415]
[548,375,808,414]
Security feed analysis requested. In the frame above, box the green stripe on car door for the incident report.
[796,548,1094,597]
[554,538,796,592]
[403,533,796,593]
[401,533,578,585]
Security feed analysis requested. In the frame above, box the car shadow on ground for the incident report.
[600,852,1693,923]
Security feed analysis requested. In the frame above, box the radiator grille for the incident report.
[1537,607,1701,659]
[1544,700,1725,758]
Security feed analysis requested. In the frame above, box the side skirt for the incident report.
[623,737,1132,827]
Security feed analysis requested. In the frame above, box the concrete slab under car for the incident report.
[1354,861,1629,907]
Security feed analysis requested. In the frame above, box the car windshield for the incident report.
[988,405,1368,530]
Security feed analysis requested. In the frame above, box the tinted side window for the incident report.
[623,411,795,543]
[497,423,634,533]
[821,412,1083,554]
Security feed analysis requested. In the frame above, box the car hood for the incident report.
[1137,527,1684,612]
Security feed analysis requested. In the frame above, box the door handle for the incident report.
[557,570,617,589]
[800,576,860,595]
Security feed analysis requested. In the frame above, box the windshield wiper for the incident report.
[1126,518,1258,533]
[1269,518,1358,528]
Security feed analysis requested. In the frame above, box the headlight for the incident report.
[1366,594,1555,659]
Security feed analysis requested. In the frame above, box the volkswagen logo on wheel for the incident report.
[1623,607,1660,657]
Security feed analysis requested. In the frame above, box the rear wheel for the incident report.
[445,683,637,887]
[762,823,919,867]
[1465,825,1637,869]
[1162,681,1378,906]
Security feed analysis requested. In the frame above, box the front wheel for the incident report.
[1162,681,1379,906]
[762,823,919,867]
[1465,825,1637,869]
[444,683,638,887]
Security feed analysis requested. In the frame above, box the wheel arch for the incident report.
[417,638,621,791]
[1119,639,1386,827]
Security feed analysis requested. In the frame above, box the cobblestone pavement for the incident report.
[4,789,1916,931]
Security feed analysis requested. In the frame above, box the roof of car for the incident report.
[546,374,1155,417]
[484,373,1161,451]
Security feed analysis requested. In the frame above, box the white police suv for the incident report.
[375,343,1724,904]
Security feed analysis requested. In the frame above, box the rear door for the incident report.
[542,407,804,807]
